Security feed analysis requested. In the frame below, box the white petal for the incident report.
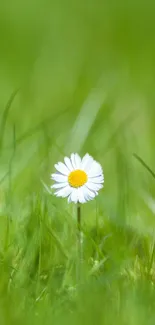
[81,153,94,172]
[70,188,78,203]
[68,194,72,203]
[51,182,68,189]
[88,161,103,177]
[70,153,76,169]
[51,174,67,183]
[82,187,90,202]
[55,186,72,198]
[78,187,86,204]
[64,157,73,171]
[83,185,96,201]
[74,153,81,169]
[86,181,103,192]
[86,188,96,199]
[89,175,104,184]
[55,162,70,175]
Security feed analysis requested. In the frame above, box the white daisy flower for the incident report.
[51,153,104,204]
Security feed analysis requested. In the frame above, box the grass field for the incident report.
[1,0,155,324]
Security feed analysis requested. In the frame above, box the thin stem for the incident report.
[77,203,81,233]
[76,203,83,284]
[95,200,99,260]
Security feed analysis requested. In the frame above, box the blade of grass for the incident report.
[0,89,19,149]
[133,153,155,179]
[45,224,68,260]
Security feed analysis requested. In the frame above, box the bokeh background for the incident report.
[0,0,155,324]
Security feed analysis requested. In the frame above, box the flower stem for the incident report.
[76,203,83,284]
[77,203,81,233]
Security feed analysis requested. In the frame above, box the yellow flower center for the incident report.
[68,169,88,188]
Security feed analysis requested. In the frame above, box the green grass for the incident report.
[0,0,155,323]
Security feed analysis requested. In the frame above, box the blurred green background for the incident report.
[0,0,155,324]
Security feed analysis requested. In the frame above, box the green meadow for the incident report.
[0,0,155,323]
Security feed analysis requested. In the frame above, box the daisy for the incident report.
[51,153,104,203]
